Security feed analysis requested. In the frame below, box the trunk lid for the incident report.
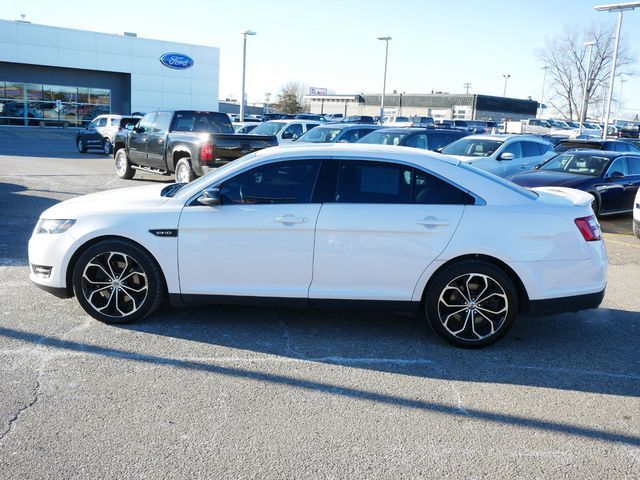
[532,186,594,207]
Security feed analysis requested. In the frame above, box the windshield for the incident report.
[296,127,343,143]
[547,119,566,128]
[539,153,610,176]
[459,162,538,200]
[357,131,408,145]
[565,121,580,128]
[441,138,503,157]
[250,121,287,136]
[555,141,602,152]
[171,111,234,134]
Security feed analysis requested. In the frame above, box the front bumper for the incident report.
[527,288,605,316]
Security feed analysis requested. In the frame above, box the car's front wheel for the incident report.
[425,260,519,348]
[77,137,87,153]
[72,240,164,324]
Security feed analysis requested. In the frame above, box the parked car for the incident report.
[112,110,277,183]
[249,120,320,144]
[294,124,381,144]
[324,113,344,122]
[614,119,640,138]
[28,144,607,348]
[440,134,556,177]
[634,188,640,239]
[554,139,640,153]
[358,127,468,151]
[382,116,413,127]
[342,115,376,124]
[508,150,640,216]
[76,115,141,155]
[452,120,487,134]
[233,122,259,134]
[262,113,293,121]
[294,113,326,122]
[409,116,435,127]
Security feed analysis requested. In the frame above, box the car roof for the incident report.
[265,119,322,124]
[313,123,377,130]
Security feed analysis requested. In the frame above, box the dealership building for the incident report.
[305,93,539,122]
[0,19,220,127]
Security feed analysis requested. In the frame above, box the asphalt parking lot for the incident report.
[0,127,639,479]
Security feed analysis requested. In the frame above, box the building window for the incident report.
[0,81,111,127]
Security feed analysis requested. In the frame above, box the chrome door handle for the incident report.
[275,215,308,224]
[417,217,450,227]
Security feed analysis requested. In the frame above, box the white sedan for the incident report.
[28,144,607,348]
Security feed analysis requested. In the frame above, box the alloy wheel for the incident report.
[115,151,127,176]
[437,273,508,341]
[176,163,189,183]
[81,251,148,318]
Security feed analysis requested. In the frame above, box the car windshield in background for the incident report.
[297,127,343,143]
[554,141,603,152]
[172,112,234,134]
[251,121,287,136]
[539,153,610,176]
[358,131,409,145]
[441,138,503,157]
[547,119,567,128]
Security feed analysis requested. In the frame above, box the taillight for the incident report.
[575,215,601,241]
[201,143,215,162]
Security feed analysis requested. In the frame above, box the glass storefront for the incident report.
[0,81,111,127]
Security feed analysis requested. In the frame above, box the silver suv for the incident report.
[76,114,141,155]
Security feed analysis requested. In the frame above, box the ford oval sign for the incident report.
[159,52,194,70]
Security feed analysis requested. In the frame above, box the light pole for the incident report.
[377,36,392,123]
[616,77,626,119]
[594,2,640,138]
[578,41,596,135]
[539,66,549,117]
[240,30,256,122]
[502,74,511,97]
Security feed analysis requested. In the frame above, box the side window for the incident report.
[305,123,319,132]
[501,141,523,159]
[282,123,303,140]
[335,161,412,204]
[612,142,628,152]
[427,133,457,151]
[96,117,108,128]
[608,157,628,176]
[219,160,321,205]
[153,112,172,133]
[627,157,640,175]
[110,117,120,126]
[138,112,156,133]
[413,169,475,205]
[339,129,361,143]
[523,141,542,157]
[405,134,428,150]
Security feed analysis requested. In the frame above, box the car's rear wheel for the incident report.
[72,240,164,324]
[115,149,135,179]
[425,260,519,348]
[634,220,640,240]
[590,196,601,217]
[175,158,194,183]
[103,138,112,155]
[77,137,87,153]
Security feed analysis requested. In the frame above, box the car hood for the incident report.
[40,183,171,219]
[507,170,590,188]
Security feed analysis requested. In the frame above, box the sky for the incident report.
[6,0,640,117]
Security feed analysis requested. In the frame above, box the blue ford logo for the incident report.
[159,52,194,70]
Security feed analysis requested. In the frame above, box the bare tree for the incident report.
[274,81,308,114]
[537,23,635,121]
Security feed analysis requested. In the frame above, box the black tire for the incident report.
[77,137,87,153]
[634,220,640,240]
[590,196,601,217]
[103,138,112,155]
[175,157,195,183]
[115,148,135,179]
[424,260,519,348]
[72,239,164,324]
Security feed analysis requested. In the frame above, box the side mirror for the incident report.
[608,170,625,179]
[499,152,515,161]
[434,146,444,153]
[197,188,221,206]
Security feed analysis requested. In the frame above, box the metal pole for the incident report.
[539,67,548,117]
[578,43,594,135]
[502,74,510,97]
[603,11,623,139]
[240,33,247,122]
[379,38,390,123]
[616,78,625,119]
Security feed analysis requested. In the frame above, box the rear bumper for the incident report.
[527,288,605,316]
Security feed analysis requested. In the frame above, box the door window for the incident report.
[335,161,412,204]
[607,157,628,176]
[282,123,303,140]
[501,141,523,158]
[96,117,108,128]
[523,141,542,157]
[138,112,156,133]
[405,134,429,150]
[220,160,321,205]
[153,112,172,133]
[626,156,640,175]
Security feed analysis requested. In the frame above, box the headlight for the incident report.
[35,219,76,234]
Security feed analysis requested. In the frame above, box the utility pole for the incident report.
[502,74,511,97]
[463,83,471,94]
[377,36,392,123]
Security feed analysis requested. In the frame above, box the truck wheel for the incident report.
[115,149,135,179]
[77,137,87,153]
[175,158,195,183]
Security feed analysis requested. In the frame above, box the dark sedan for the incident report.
[357,127,468,151]
[508,150,640,215]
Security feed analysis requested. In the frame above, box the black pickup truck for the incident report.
[112,110,277,182]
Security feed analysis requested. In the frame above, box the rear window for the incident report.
[119,117,139,129]
[555,141,602,152]
[171,111,234,134]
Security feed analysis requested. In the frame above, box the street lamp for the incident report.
[240,29,256,122]
[502,74,511,97]
[594,2,640,138]
[377,36,392,123]
[578,41,596,135]
[539,66,549,117]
